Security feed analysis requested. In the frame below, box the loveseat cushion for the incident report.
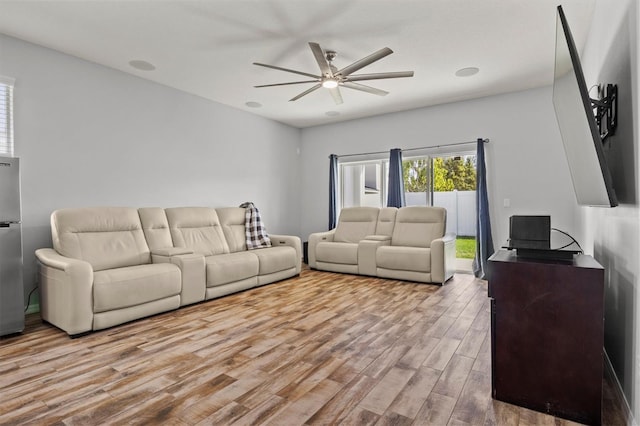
[166,207,230,256]
[205,251,259,287]
[315,241,358,265]
[376,246,431,273]
[375,207,398,237]
[51,207,151,272]
[93,263,181,313]
[391,206,446,248]
[253,246,297,275]
[333,207,379,243]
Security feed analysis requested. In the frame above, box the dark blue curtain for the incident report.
[387,148,406,208]
[472,138,494,279]
[329,154,338,230]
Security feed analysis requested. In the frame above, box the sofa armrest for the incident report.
[431,233,457,284]
[152,251,206,306]
[35,248,94,336]
[307,230,336,268]
[270,234,302,274]
[358,237,391,276]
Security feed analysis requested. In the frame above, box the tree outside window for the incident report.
[403,156,476,193]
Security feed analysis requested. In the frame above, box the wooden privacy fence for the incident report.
[405,190,476,237]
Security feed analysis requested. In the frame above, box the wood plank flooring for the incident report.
[0,269,627,425]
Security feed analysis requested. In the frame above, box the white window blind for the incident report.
[0,75,15,156]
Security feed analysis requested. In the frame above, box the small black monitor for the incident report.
[508,215,551,250]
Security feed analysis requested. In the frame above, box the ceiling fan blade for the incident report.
[329,86,343,105]
[341,82,389,96]
[309,42,332,77]
[253,62,320,79]
[290,83,322,101]
[345,71,414,82]
[254,80,319,88]
[337,47,393,77]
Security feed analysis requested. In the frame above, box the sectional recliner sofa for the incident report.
[308,206,456,284]
[34,206,301,337]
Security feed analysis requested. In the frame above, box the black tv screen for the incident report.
[552,5,617,207]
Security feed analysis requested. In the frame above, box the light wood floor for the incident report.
[0,269,627,425]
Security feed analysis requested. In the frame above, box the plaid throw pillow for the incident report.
[239,202,272,250]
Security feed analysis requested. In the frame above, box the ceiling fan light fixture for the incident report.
[253,42,414,104]
[322,79,339,89]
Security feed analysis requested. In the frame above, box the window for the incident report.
[403,155,432,206]
[402,153,477,206]
[0,76,15,156]
[340,160,389,209]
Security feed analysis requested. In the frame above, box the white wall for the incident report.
[0,34,301,309]
[300,86,579,248]
[577,0,640,420]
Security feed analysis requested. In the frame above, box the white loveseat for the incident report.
[308,206,456,284]
[35,206,301,337]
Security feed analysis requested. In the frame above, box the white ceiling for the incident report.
[0,0,595,128]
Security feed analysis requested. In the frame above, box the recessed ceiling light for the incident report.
[455,67,479,77]
[129,60,156,71]
[325,111,340,117]
[245,101,262,108]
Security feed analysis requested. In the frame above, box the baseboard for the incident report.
[604,349,637,426]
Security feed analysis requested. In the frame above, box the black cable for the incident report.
[24,286,38,313]
[551,227,583,253]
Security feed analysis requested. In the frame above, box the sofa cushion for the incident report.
[391,206,446,248]
[315,241,358,265]
[138,207,174,250]
[253,246,297,275]
[375,207,398,237]
[376,246,431,273]
[166,207,230,256]
[333,207,379,243]
[93,263,181,313]
[216,207,247,253]
[51,207,151,272]
[205,251,259,287]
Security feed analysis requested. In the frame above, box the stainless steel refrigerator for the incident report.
[0,156,23,336]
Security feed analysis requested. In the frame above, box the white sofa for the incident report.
[35,206,301,337]
[308,206,456,284]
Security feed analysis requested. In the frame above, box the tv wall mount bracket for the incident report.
[591,83,617,142]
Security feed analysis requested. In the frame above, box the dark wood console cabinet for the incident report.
[488,250,604,425]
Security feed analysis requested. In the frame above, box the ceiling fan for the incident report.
[253,42,414,104]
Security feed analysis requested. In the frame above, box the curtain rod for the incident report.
[332,138,489,159]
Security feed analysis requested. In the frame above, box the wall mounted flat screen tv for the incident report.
[552,5,618,207]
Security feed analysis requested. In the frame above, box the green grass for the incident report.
[456,236,476,259]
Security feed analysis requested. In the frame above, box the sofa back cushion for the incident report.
[334,207,379,243]
[138,207,173,250]
[51,207,151,272]
[216,207,247,253]
[391,206,446,248]
[375,207,398,237]
[165,207,230,256]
